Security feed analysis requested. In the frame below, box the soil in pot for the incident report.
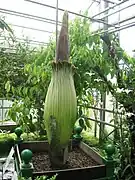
[32,147,99,172]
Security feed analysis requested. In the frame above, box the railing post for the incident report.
[21,149,34,178]
[14,127,33,178]
[14,127,23,144]
[72,126,83,147]
[104,144,115,180]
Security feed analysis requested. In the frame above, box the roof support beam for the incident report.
[24,0,116,27]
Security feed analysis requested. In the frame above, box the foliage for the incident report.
[82,131,99,146]
[0,16,14,41]
[0,17,15,97]
[35,174,57,180]
[5,11,104,134]
[18,174,57,180]
[4,40,54,134]
[69,13,135,179]
[113,115,132,180]
[97,34,135,179]
[0,19,12,33]
[1,42,35,96]
[0,131,47,143]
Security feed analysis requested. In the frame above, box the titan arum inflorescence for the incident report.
[44,11,77,167]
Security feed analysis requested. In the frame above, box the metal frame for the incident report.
[92,0,130,18]
[10,24,53,34]
[99,3,135,20]
[24,0,116,27]
[0,37,49,46]
[0,0,133,41]
[0,8,62,26]
[0,0,133,39]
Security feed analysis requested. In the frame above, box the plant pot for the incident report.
[15,140,107,180]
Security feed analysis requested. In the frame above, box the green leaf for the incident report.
[11,86,15,94]
[0,19,13,34]
[33,65,37,76]
[10,111,16,121]
[24,108,29,116]
[78,106,83,117]
[23,87,28,96]
[32,77,37,85]
[24,64,31,73]
[79,118,84,127]
[29,87,36,97]
[18,86,23,97]
[85,120,91,129]
[5,81,11,92]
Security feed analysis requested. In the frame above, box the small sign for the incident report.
[3,147,15,174]
[11,171,18,180]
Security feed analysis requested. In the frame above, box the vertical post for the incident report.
[14,127,23,144]
[94,111,97,137]
[94,0,102,138]
[99,0,109,143]
[15,128,33,179]
[72,126,83,147]
[2,99,3,123]
[117,2,121,41]
[104,144,115,180]
[21,149,33,178]
[113,3,120,143]
[94,91,99,138]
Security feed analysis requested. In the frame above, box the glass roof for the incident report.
[0,0,134,55]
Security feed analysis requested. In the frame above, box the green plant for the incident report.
[82,131,99,146]
[0,16,14,41]
[0,131,47,142]
[5,10,103,134]
[89,33,135,179]
[5,43,50,134]
[18,174,57,180]
[110,113,133,180]
[34,174,57,180]
[4,39,54,135]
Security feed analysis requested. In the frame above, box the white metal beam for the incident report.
[92,0,130,18]
[100,3,135,19]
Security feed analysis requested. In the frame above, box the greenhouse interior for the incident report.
[0,0,135,179]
